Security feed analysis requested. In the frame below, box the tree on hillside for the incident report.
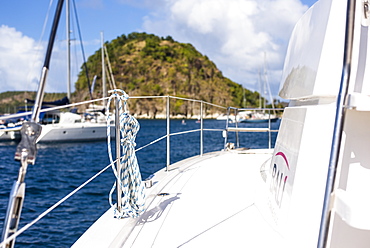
[74,32,265,117]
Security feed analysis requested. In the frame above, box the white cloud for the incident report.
[0,25,80,94]
[142,0,308,98]
[0,25,42,92]
[0,0,309,100]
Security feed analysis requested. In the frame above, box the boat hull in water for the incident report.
[240,117,279,123]
[0,126,21,141]
[36,111,113,142]
[37,122,110,142]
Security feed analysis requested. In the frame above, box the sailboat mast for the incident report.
[101,32,107,106]
[66,0,71,101]
[243,88,246,108]
[258,70,262,109]
[31,0,65,122]
[2,1,65,247]
[263,53,276,115]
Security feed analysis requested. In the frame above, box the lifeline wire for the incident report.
[0,162,112,248]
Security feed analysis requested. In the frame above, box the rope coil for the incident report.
[106,89,146,218]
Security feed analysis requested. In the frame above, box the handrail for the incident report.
[129,95,227,110]
[226,127,275,132]
[0,94,281,246]
[223,107,282,149]
[166,96,170,171]
[318,0,356,246]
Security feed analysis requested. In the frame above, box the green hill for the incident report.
[0,91,66,115]
[0,33,282,117]
[74,32,263,117]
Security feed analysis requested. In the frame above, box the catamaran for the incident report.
[73,0,370,246]
[2,0,370,247]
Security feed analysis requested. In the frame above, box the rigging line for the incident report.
[170,129,200,136]
[0,161,114,247]
[135,128,224,153]
[39,0,55,49]
[104,65,114,91]
[30,0,55,93]
[115,127,225,172]
[263,66,276,115]
[31,0,65,123]
[71,0,93,100]
[134,137,166,153]
[69,6,80,89]
[134,129,200,152]
[104,45,117,89]
[135,135,167,152]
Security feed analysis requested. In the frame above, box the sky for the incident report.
[0,0,318,100]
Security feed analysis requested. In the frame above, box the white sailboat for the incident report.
[0,0,110,143]
[73,0,370,247]
[240,56,279,123]
[0,124,21,141]
[32,0,110,143]
[2,0,370,247]
[36,109,109,143]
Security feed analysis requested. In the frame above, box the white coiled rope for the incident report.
[106,89,146,218]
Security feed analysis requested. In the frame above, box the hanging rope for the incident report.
[106,89,146,218]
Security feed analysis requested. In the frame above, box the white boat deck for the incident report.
[73,149,284,247]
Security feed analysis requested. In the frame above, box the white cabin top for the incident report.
[279,0,370,101]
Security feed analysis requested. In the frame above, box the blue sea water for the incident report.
[0,119,279,247]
